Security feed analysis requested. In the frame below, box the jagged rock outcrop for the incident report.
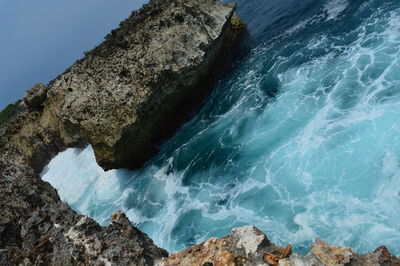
[1,0,244,172]
[0,0,244,264]
[0,146,167,265]
[23,83,48,110]
[157,225,400,266]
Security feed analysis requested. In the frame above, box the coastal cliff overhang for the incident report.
[31,0,245,171]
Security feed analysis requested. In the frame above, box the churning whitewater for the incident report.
[42,0,400,255]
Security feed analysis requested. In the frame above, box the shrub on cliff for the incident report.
[0,100,22,126]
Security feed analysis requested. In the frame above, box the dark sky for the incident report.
[0,0,148,109]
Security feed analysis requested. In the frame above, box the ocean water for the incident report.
[42,0,400,255]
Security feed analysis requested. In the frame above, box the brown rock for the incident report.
[23,83,47,109]
[157,225,281,266]
[311,238,353,266]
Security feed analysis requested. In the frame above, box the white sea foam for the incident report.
[323,0,349,21]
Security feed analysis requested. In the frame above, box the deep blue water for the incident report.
[42,0,400,255]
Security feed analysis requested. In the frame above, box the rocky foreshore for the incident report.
[0,0,398,265]
[157,226,400,266]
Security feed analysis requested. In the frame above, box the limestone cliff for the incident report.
[1,0,244,172]
[0,0,243,264]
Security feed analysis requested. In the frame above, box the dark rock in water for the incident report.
[0,0,243,264]
[23,83,47,109]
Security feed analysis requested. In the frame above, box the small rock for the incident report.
[311,238,353,266]
[93,237,102,253]
[231,225,271,255]
[23,83,47,109]
[286,253,323,266]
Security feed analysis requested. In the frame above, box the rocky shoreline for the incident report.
[157,226,400,265]
[0,0,398,265]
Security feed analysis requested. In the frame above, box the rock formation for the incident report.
[0,144,167,265]
[1,0,398,265]
[1,0,245,172]
[23,83,48,110]
[157,226,400,266]
[0,0,243,264]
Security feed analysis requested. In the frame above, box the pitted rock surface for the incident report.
[0,145,167,265]
[36,0,241,170]
[156,226,283,266]
[23,83,48,109]
[157,226,400,266]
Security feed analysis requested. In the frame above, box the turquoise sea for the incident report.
[42,0,400,255]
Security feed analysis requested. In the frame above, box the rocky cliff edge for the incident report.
[0,0,244,173]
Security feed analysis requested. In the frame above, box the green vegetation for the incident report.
[0,100,22,126]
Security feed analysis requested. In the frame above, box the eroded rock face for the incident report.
[0,146,167,265]
[42,0,243,170]
[2,0,244,172]
[2,0,396,265]
[157,226,400,266]
[311,238,353,266]
[0,0,243,264]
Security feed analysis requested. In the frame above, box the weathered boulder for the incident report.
[311,238,353,266]
[23,83,47,109]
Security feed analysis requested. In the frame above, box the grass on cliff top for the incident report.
[0,100,22,126]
